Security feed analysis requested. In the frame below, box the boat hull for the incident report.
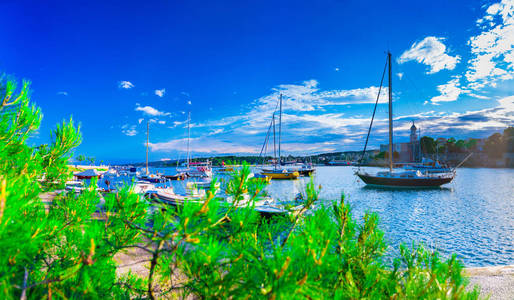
[297,169,315,176]
[357,173,453,187]
[75,175,102,180]
[261,171,299,180]
[163,174,187,180]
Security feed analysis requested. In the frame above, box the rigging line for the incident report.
[402,70,430,105]
[272,113,277,168]
[258,115,273,160]
[258,95,283,166]
[359,56,389,166]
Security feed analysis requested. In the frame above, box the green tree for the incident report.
[76,154,86,164]
[503,127,514,153]
[484,132,504,158]
[420,136,436,154]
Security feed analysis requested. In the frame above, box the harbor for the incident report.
[2,0,514,298]
[76,164,514,267]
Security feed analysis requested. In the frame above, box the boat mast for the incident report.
[146,121,149,175]
[272,113,277,169]
[278,94,282,166]
[187,112,190,169]
[387,52,393,172]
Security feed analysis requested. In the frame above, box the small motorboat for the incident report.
[150,187,205,206]
[260,168,299,180]
[186,180,220,190]
[162,172,187,180]
[285,163,315,176]
[138,174,163,183]
[75,169,103,180]
[131,181,157,194]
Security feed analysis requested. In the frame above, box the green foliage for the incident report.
[0,75,481,299]
[420,136,436,154]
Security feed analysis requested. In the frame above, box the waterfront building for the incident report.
[379,121,421,162]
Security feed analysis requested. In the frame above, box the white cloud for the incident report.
[119,81,134,89]
[158,120,166,124]
[208,128,224,136]
[401,96,514,134]
[430,76,465,103]
[334,67,340,72]
[57,91,68,96]
[121,124,137,136]
[398,36,461,74]
[465,0,514,90]
[135,104,170,116]
[187,100,192,105]
[155,88,166,97]
[149,137,258,154]
[138,118,144,124]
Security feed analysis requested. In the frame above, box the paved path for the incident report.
[466,265,514,299]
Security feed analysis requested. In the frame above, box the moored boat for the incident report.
[138,174,164,183]
[162,172,187,180]
[75,168,103,180]
[356,170,454,187]
[261,169,300,180]
[354,52,455,188]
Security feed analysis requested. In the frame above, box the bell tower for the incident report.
[410,121,417,144]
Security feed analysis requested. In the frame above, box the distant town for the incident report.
[118,126,514,169]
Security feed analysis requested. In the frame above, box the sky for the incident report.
[1,0,513,163]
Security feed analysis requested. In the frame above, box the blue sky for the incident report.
[1,0,513,163]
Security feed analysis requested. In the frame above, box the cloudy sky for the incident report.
[1,0,513,163]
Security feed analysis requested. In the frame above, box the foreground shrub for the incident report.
[0,75,480,299]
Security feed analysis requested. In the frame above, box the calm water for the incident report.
[106,166,514,267]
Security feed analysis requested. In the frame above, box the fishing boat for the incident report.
[355,52,455,188]
[258,94,300,180]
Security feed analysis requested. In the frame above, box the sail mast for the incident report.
[387,52,393,172]
[187,112,190,169]
[272,113,277,169]
[278,94,282,166]
[146,121,149,175]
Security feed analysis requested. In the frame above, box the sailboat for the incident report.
[355,52,455,187]
[260,94,300,180]
[138,122,164,183]
[177,112,213,178]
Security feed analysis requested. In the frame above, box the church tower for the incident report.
[410,121,417,144]
[410,121,418,162]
